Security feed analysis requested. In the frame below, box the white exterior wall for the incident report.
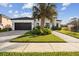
[56,21,61,28]
[53,19,57,27]
[12,20,34,30]
[35,18,57,29]
[35,18,52,28]
[12,19,61,30]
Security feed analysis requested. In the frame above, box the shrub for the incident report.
[62,27,68,31]
[0,28,7,32]
[44,25,50,29]
[31,26,51,35]
[33,26,41,30]
[7,28,12,31]
[0,28,12,32]
[31,28,42,35]
[57,27,62,30]
[52,26,61,30]
[42,28,51,35]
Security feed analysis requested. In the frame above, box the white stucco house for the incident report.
[0,14,61,30]
[11,17,61,30]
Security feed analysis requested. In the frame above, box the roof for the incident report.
[0,14,11,19]
[56,20,62,21]
[11,17,34,20]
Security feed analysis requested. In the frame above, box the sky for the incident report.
[0,3,79,24]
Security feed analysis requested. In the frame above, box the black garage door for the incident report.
[15,23,32,30]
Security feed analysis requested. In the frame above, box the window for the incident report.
[37,23,39,26]
[56,23,59,28]
[46,23,50,28]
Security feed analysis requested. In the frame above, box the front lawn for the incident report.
[58,30,79,39]
[1,52,79,56]
[11,32,65,43]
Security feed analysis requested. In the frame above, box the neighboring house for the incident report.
[67,23,75,31]
[11,17,61,30]
[67,23,79,31]
[0,14,12,29]
[67,17,79,31]
[0,14,61,30]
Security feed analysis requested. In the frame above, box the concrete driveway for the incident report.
[0,31,26,42]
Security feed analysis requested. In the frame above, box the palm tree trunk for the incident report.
[41,16,45,29]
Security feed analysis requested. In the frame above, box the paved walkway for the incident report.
[52,31,79,43]
[0,42,79,52]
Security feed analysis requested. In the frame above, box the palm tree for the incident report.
[33,3,57,29]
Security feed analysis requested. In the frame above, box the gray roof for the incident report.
[11,17,34,20]
[56,20,62,21]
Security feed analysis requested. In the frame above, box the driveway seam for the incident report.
[48,43,54,52]
[22,43,30,52]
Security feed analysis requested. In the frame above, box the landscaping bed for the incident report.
[0,52,79,56]
[11,32,65,43]
[58,30,79,39]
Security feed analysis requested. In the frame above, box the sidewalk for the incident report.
[0,42,79,52]
[52,31,79,43]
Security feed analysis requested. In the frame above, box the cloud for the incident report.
[0,3,9,7]
[61,3,71,11]
[22,3,33,9]
[21,12,32,17]
[0,3,13,8]
[69,16,79,20]
[14,11,19,14]
[8,10,13,13]
[13,12,32,18]
[9,4,13,7]
[62,3,71,7]
[9,10,19,14]
[61,7,66,10]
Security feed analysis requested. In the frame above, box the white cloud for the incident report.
[9,10,19,14]
[13,12,32,18]
[0,3,9,7]
[21,12,32,17]
[61,7,66,10]
[62,3,71,7]
[9,4,13,7]
[8,10,13,13]
[15,11,19,14]
[61,3,71,11]
[22,3,33,9]
[0,3,13,8]
[69,16,79,20]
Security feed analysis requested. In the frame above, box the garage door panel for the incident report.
[15,23,32,30]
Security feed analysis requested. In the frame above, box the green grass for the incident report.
[11,32,65,43]
[58,30,79,39]
[1,52,79,56]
